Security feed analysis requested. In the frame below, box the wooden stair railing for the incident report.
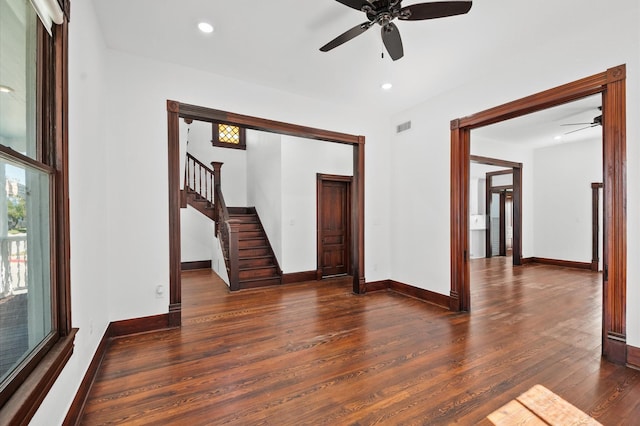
[183,153,281,291]
[184,153,215,205]
[215,183,240,291]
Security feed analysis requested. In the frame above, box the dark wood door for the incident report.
[318,176,351,277]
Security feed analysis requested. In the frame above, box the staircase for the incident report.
[182,153,282,290]
[228,208,281,288]
[183,189,215,220]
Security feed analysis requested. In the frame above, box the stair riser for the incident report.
[238,223,261,232]
[239,247,270,257]
[239,278,282,289]
[239,231,263,239]
[229,215,259,224]
[239,239,268,249]
[239,258,275,268]
[239,268,278,280]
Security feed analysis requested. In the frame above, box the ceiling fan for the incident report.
[319,0,472,61]
[561,107,602,135]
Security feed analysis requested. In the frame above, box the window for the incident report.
[0,0,73,421]
[212,123,246,150]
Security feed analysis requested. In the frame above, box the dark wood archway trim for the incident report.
[451,65,626,364]
[592,182,603,272]
[167,101,367,326]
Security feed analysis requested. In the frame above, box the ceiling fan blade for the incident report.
[334,0,371,11]
[399,1,472,21]
[320,22,372,52]
[564,125,593,135]
[382,23,404,61]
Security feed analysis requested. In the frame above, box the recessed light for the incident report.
[0,85,14,93]
[198,22,214,34]
[381,83,393,90]
[554,135,563,141]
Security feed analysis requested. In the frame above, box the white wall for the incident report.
[180,206,214,262]
[246,130,283,262]
[280,136,353,273]
[389,1,638,306]
[30,0,110,423]
[532,138,602,262]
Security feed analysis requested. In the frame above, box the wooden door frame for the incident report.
[591,182,603,272]
[317,174,353,278]
[167,101,366,327]
[481,165,520,262]
[450,65,626,364]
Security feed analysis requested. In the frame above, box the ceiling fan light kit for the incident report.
[320,0,472,61]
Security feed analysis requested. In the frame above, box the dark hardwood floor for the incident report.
[79,258,640,425]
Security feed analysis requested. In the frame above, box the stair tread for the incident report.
[239,265,277,271]
[239,276,281,283]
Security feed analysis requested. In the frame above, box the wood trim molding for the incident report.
[626,345,640,370]
[2,330,78,425]
[389,281,450,309]
[62,332,110,426]
[364,280,390,292]
[281,270,318,284]
[526,257,592,270]
[451,64,627,365]
[471,155,522,169]
[175,102,361,145]
[591,183,603,272]
[181,260,212,271]
[365,280,450,310]
[63,315,173,425]
[167,101,366,316]
[108,314,173,338]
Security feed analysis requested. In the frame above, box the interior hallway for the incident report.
[79,259,640,424]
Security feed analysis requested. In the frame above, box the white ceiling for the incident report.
[473,93,603,148]
[91,0,616,117]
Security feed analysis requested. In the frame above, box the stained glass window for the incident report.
[212,123,246,150]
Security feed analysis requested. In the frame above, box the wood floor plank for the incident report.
[80,258,640,425]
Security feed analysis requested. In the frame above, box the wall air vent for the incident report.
[396,120,411,133]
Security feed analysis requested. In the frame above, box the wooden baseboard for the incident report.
[64,313,174,425]
[626,345,640,370]
[108,313,172,338]
[365,279,450,309]
[181,260,212,271]
[282,270,317,284]
[63,330,111,426]
[364,280,390,292]
[521,257,534,265]
[528,257,592,270]
[389,280,450,309]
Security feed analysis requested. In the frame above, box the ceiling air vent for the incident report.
[396,120,411,133]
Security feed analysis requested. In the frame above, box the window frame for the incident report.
[0,1,75,422]
[211,122,246,150]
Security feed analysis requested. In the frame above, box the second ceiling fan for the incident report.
[320,0,473,61]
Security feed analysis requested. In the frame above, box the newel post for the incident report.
[228,220,240,291]
[211,161,223,225]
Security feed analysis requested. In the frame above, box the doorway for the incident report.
[167,101,366,327]
[450,65,627,364]
[317,174,352,278]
